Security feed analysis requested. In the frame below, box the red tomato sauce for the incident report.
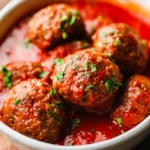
[0,1,150,146]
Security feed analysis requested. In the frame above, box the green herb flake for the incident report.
[56,72,65,82]
[47,110,61,123]
[50,88,57,96]
[104,78,122,93]
[82,61,88,71]
[90,129,95,133]
[114,39,123,46]
[86,84,94,90]
[38,71,48,78]
[103,52,115,63]
[1,66,12,88]
[81,71,90,77]
[100,31,107,37]
[54,58,64,67]
[22,38,30,49]
[115,117,122,126]
[60,15,68,22]
[69,15,76,25]
[37,108,43,114]
[91,64,97,73]
[71,118,80,127]
[13,99,21,105]
[74,10,79,16]
[55,101,64,110]
[62,32,68,39]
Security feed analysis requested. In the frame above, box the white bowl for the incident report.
[0,0,150,150]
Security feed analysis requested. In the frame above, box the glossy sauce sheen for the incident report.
[0,1,150,145]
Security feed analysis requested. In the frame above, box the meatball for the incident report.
[0,61,49,89]
[112,74,150,128]
[52,48,122,114]
[43,40,91,75]
[92,23,148,75]
[27,4,86,50]
[0,79,66,143]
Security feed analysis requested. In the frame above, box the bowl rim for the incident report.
[0,117,149,150]
[0,0,150,150]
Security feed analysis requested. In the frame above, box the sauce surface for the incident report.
[0,1,150,146]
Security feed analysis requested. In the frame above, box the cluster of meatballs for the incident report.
[0,3,150,144]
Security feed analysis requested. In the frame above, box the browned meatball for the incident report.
[27,4,86,50]
[112,74,150,128]
[52,48,122,114]
[0,61,49,89]
[92,23,148,75]
[0,79,66,143]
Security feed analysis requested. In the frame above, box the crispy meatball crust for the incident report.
[27,4,86,50]
[92,23,148,75]
[0,79,66,143]
[112,74,150,128]
[52,48,122,114]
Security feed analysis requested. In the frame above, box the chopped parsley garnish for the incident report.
[81,71,90,77]
[104,77,122,93]
[100,31,106,37]
[114,39,123,46]
[56,72,65,82]
[82,61,88,71]
[37,108,43,114]
[103,52,115,63]
[55,101,64,110]
[115,117,122,126]
[13,99,21,105]
[54,58,64,67]
[71,118,80,127]
[38,71,48,78]
[90,129,95,133]
[59,10,79,39]
[86,84,94,90]
[50,88,56,96]
[22,38,30,49]
[90,64,97,73]
[60,15,68,22]
[1,66,12,88]
[69,14,76,25]
[47,110,61,123]
[62,32,68,39]
[68,10,79,25]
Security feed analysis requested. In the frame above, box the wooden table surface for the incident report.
[0,0,150,150]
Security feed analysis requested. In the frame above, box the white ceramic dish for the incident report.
[0,0,150,150]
